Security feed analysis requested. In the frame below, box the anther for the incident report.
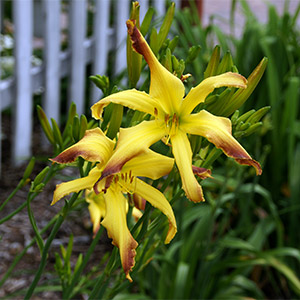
[165,114,170,125]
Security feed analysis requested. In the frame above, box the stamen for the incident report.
[154,107,158,117]
[165,114,170,125]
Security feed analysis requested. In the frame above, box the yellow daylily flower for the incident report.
[91,20,262,203]
[51,127,176,282]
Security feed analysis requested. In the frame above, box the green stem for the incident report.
[0,202,28,225]
[27,192,44,254]
[24,192,79,299]
[63,227,104,299]
[0,179,25,211]
[88,248,119,300]
[201,148,222,169]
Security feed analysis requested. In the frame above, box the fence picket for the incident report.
[91,0,111,103]
[12,0,33,164]
[153,0,166,15]
[43,0,61,123]
[69,0,87,116]
[115,0,130,75]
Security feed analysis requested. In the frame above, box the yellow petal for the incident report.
[180,72,247,116]
[181,110,262,175]
[122,148,174,180]
[101,187,138,282]
[134,178,177,244]
[51,166,101,205]
[101,120,165,179]
[171,130,205,202]
[85,189,106,236]
[132,207,143,221]
[51,128,115,165]
[126,19,185,114]
[91,89,162,120]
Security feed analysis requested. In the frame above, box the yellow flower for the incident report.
[51,127,176,281]
[91,20,262,203]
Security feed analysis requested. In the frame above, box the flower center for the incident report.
[164,113,179,144]
[115,170,136,194]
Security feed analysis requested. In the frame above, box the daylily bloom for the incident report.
[50,127,176,281]
[91,20,262,203]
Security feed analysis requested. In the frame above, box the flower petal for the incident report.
[91,89,162,120]
[180,72,247,115]
[85,189,106,236]
[51,128,115,165]
[181,110,262,175]
[171,130,205,202]
[51,166,101,205]
[192,166,213,179]
[101,120,165,179]
[101,187,138,282]
[126,19,185,114]
[122,148,174,180]
[134,178,177,244]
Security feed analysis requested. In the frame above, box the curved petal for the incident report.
[51,128,115,165]
[101,120,165,179]
[122,148,174,180]
[181,110,262,175]
[91,89,162,120]
[134,178,177,244]
[85,189,106,235]
[171,130,205,202]
[192,166,212,179]
[127,19,185,114]
[101,187,138,282]
[51,166,101,205]
[180,72,247,116]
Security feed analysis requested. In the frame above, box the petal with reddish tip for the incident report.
[171,130,205,203]
[133,178,177,244]
[101,187,138,282]
[101,120,165,179]
[181,72,247,116]
[51,128,115,165]
[91,89,162,120]
[51,166,101,205]
[192,166,212,179]
[122,148,174,180]
[181,110,262,175]
[126,19,185,114]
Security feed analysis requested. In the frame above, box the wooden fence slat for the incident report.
[12,0,33,164]
[139,0,149,21]
[43,0,61,123]
[153,0,166,16]
[69,0,87,116]
[115,0,130,75]
[91,0,111,103]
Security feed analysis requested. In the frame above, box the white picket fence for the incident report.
[0,0,181,172]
